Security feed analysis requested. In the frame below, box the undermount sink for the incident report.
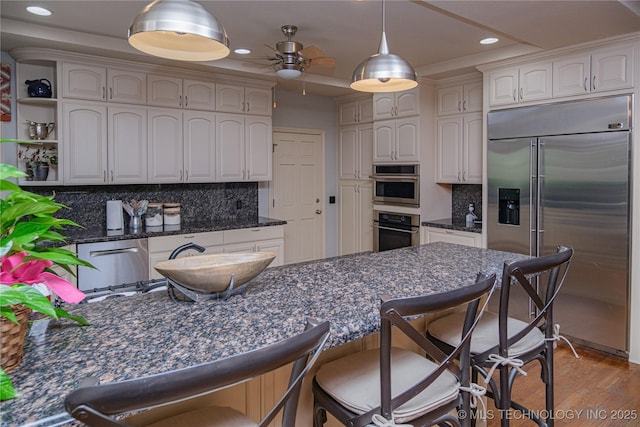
[154,252,276,294]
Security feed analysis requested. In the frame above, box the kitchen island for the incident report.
[1,242,530,427]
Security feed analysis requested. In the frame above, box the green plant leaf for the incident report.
[0,306,19,323]
[0,368,19,401]
[0,285,58,319]
[54,307,90,326]
[0,163,27,181]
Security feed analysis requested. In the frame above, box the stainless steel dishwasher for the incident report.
[77,239,149,292]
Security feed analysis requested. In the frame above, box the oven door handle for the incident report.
[372,224,420,234]
[371,175,419,181]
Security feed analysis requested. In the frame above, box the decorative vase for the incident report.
[0,304,31,372]
[33,162,49,181]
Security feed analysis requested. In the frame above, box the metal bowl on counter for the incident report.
[154,251,276,302]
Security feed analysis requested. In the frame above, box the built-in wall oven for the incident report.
[372,164,419,207]
[373,210,421,252]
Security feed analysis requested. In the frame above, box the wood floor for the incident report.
[485,344,640,426]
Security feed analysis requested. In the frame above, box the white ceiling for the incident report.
[1,0,639,97]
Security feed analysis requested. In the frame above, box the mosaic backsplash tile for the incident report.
[29,182,258,229]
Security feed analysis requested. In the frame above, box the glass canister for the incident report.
[163,203,181,225]
[145,203,164,227]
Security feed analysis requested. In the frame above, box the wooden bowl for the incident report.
[154,252,276,293]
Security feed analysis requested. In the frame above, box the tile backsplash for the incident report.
[29,182,258,229]
[451,184,482,220]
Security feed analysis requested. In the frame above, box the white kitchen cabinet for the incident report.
[216,114,272,182]
[223,226,285,267]
[338,96,374,125]
[63,102,148,184]
[436,81,482,116]
[147,75,217,110]
[148,231,225,280]
[553,44,634,97]
[215,83,271,116]
[147,75,182,108]
[421,226,481,248]
[339,180,373,255]
[62,63,146,103]
[183,111,216,182]
[62,101,108,184]
[373,117,420,163]
[108,106,147,184]
[339,123,373,180]
[436,112,482,184]
[488,61,552,106]
[147,108,183,183]
[372,88,420,120]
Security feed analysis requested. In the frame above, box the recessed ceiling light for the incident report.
[26,6,52,16]
[480,37,499,45]
[234,48,251,55]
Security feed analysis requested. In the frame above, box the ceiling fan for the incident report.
[263,25,336,80]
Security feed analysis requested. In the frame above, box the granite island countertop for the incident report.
[422,217,482,233]
[60,216,286,245]
[0,242,530,426]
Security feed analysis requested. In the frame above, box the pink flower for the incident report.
[0,252,86,304]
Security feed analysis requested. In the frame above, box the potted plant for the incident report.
[1,139,93,400]
[17,144,57,181]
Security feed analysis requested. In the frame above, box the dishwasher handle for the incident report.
[90,247,140,257]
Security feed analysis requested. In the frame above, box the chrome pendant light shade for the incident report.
[128,0,230,62]
[351,1,417,93]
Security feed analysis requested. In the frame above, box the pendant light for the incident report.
[350,0,417,93]
[128,0,230,62]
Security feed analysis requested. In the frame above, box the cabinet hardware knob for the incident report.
[463,100,467,111]
[592,75,597,91]
[316,209,322,214]
[458,101,462,112]
[584,77,588,92]
[519,87,524,100]
[185,96,188,107]
[109,87,113,100]
[513,89,517,101]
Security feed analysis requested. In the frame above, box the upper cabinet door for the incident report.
[245,116,272,181]
[216,113,245,181]
[183,80,216,111]
[339,100,359,125]
[373,93,395,120]
[437,86,464,116]
[358,97,374,123]
[394,117,419,162]
[147,108,183,183]
[245,87,272,116]
[518,61,552,102]
[463,82,483,113]
[108,106,147,184]
[63,101,108,184]
[183,111,216,182]
[488,68,518,106]
[107,69,146,104]
[394,89,420,117]
[553,54,591,97]
[148,75,183,108]
[591,44,634,93]
[216,84,245,113]
[62,63,106,101]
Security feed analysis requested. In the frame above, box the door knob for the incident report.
[315,209,322,214]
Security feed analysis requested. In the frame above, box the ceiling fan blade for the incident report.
[300,45,325,59]
[264,43,278,52]
[308,57,336,68]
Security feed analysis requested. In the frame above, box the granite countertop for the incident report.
[0,242,530,426]
[60,216,286,245]
[422,217,482,233]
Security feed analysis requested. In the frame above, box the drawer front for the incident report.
[148,231,224,252]
[223,226,284,244]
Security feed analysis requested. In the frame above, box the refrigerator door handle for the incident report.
[536,140,544,258]
[530,140,537,257]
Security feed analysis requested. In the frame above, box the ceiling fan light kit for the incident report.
[351,0,417,93]
[128,0,230,62]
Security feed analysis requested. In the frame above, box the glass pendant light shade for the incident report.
[128,0,230,62]
[350,1,417,93]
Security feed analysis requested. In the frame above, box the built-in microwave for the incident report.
[372,164,420,207]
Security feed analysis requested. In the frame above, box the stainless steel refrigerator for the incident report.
[487,95,631,356]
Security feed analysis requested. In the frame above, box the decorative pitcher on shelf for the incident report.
[26,121,55,140]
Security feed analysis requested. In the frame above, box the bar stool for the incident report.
[427,246,574,427]
[65,318,330,427]
[312,273,496,427]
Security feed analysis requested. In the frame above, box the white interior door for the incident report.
[271,130,325,264]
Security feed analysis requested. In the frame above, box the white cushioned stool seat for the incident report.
[315,347,459,424]
[428,311,544,357]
